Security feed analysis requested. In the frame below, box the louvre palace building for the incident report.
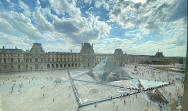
[0,43,180,72]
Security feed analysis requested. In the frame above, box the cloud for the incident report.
[94,36,186,56]
[109,0,187,31]
[32,7,54,32]
[0,0,186,56]
[0,11,43,40]
[0,32,32,49]
[94,0,109,10]
[54,21,80,34]
[19,1,31,16]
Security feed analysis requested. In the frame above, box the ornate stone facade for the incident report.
[0,43,179,72]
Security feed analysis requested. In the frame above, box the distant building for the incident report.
[0,43,180,72]
[155,52,164,57]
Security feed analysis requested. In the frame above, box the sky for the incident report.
[0,0,187,57]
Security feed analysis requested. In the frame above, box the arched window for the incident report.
[47,64,50,68]
[79,63,81,67]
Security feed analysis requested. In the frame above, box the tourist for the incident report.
[94,103,97,107]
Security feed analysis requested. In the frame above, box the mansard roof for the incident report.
[30,43,45,53]
[0,48,24,53]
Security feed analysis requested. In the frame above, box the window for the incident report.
[11,65,14,69]
[48,58,50,62]
[52,64,54,68]
[56,58,58,62]
[60,64,63,68]
[3,59,6,63]
[18,65,20,69]
[26,59,28,62]
[60,58,62,62]
[18,58,20,62]
[56,64,58,68]
[72,63,74,67]
[64,64,66,68]
[47,64,50,68]
[35,58,38,62]
[30,59,32,62]
[52,58,54,62]
[11,58,13,63]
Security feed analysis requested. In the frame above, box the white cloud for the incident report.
[0,32,32,50]
[94,0,109,10]
[19,1,31,16]
[93,36,186,56]
[0,18,16,34]
[32,7,54,32]
[0,11,43,40]
[84,0,92,5]
[0,0,186,56]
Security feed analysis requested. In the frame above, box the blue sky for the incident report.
[0,0,187,57]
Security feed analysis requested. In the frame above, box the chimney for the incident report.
[15,46,17,49]
[3,46,5,49]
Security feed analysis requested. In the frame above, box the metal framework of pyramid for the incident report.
[88,57,133,83]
